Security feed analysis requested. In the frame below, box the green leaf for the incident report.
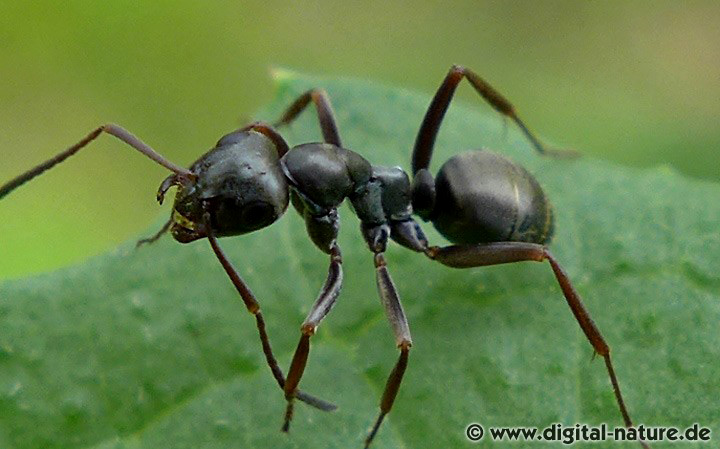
[1,70,718,449]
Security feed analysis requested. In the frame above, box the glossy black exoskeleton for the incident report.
[169,130,290,242]
[0,65,649,449]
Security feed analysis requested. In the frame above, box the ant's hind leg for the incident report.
[412,65,578,174]
[426,242,650,449]
[273,88,342,147]
[282,242,344,431]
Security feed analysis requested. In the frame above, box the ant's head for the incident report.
[168,130,290,243]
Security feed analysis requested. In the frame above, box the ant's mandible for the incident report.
[0,65,649,448]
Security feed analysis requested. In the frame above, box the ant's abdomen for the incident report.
[430,151,554,245]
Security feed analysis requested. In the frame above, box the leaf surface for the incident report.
[1,71,718,449]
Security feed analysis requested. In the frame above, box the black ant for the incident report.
[0,65,649,448]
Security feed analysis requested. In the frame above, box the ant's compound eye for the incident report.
[206,197,281,236]
[241,201,276,228]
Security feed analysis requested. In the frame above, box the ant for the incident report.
[0,65,649,448]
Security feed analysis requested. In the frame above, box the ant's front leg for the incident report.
[135,217,172,248]
[203,211,337,413]
[282,207,344,431]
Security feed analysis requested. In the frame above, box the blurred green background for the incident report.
[1,0,718,279]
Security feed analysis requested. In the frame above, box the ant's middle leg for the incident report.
[273,88,342,147]
[236,122,292,157]
[412,65,578,174]
[364,251,412,449]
